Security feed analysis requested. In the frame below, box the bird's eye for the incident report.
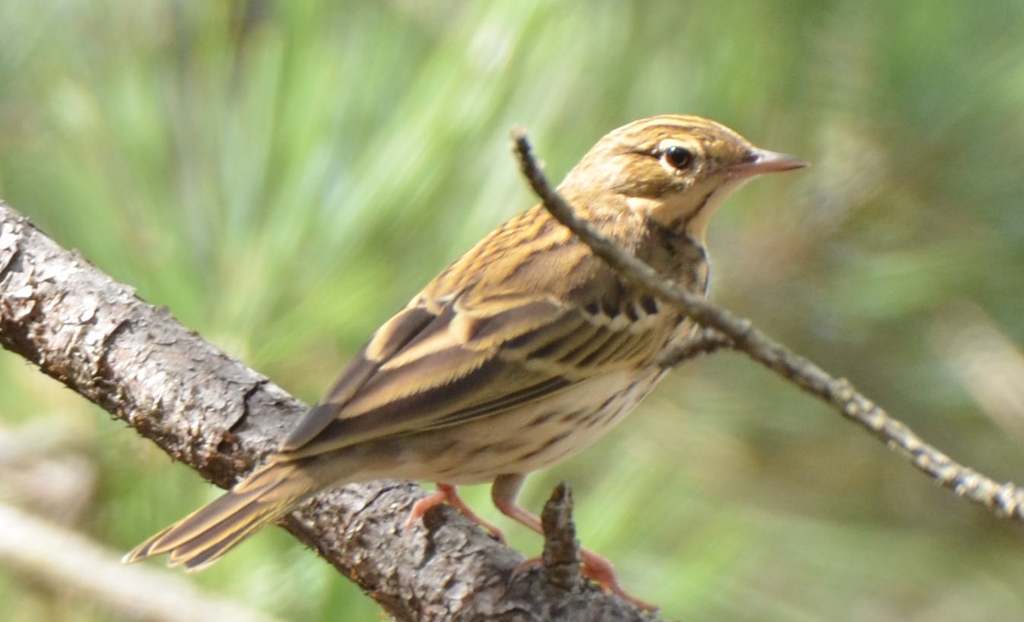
[663,145,695,170]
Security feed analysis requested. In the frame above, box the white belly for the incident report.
[348,368,666,484]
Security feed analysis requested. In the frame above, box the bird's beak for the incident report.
[732,148,808,178]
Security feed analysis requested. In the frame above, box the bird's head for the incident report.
[560,114,806,243]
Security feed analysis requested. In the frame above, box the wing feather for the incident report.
[279,287,675,460]
[280,305,436,451]
[278,213,684,461]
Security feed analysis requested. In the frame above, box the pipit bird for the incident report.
[125,114,805,608]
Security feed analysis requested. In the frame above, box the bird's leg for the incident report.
[491,474,656,611]
[406,482,506,542]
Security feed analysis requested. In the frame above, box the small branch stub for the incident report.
[541,482,582,593]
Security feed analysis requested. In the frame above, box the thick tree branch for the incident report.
[0,201,658,622]
[512,129,1024,524]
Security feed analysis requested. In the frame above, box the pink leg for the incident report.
[491,474,657,611]
[406,482,506,543]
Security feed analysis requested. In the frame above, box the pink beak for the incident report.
[732,148,808,177]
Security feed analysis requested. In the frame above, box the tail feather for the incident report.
[124,460,315,570]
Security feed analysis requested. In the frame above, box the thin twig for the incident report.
[656,327,733,368]
[0,501,283,622]
[511,129,1024,523]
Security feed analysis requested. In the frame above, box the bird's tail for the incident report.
[123,458,318,570]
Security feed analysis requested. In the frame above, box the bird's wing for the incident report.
[279,293,674,461]
[279,208,679,459]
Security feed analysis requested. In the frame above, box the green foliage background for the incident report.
[2,1,1024,620]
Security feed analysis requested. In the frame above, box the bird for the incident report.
[124,114,806,609]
